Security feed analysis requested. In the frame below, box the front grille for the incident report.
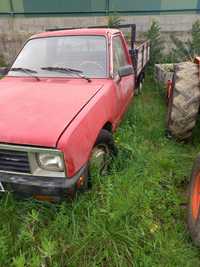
[0,149,30,174]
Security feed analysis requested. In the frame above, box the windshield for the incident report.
[9,35,107,78]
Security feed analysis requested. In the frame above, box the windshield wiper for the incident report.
[41,66,91,82]
[10,67,40,81]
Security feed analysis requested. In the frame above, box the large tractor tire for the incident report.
[188,154,200,246]
[167,62,200,140]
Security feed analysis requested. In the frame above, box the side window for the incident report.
[113,36,128,75]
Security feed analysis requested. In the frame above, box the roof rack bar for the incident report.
[46,24,136,32]
[45,24,137,58]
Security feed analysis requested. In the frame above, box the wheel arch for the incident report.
[57,118,115,177]
[102,121,113,133]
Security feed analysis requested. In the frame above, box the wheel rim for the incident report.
[192,172,200,220]
[89,144,110,176]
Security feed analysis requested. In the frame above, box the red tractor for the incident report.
[156,58,200,245]
[188,152,200,245]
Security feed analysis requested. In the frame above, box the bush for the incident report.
[107,13,122,28]
[144,20,164,66]
[0,54,6,67]
[170,20,200,62]
[191,20,200,55]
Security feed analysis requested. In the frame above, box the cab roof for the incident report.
[30,28,120,40]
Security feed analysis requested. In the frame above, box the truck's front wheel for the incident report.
[89,129,117,181]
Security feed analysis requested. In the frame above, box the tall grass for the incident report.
[1,74,200,267]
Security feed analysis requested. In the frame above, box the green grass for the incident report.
[1,74,200,267]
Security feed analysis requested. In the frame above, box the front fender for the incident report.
[57,82,117,177]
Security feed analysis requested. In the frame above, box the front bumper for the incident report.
[0,165,87,198]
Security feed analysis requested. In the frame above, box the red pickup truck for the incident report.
[0,25,149,200]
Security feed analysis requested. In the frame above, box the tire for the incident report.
[76,129,117,193]
[139,73,145,94]
[88,129,117,180]
[167,62,200,140]
[134,87,139,96]
[138,80,143,94]
[135,73,145,96]
[134,81,142,96]
[188,154,200,246]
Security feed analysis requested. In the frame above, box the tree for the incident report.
[144,20,164,66]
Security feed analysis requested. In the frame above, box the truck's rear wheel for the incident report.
[89,129,117,181]
[167,62,200,140]
[135,73,145,96]
[188,154,200,246]
[139,73,145,94]
[138,80,143,94]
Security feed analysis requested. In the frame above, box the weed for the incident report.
[144,20,164,66]
[0,55,7,67]
[0,74,200,266]
[107,13,123,28]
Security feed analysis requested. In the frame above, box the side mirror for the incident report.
[0,67,9,76]
[118,65,134,78]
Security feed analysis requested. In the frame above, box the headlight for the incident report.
[36,153,64,172]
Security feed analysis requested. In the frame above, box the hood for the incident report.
[0,77,103,147]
